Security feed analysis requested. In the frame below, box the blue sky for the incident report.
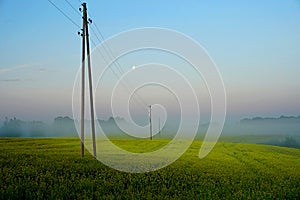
[0,0,300,122]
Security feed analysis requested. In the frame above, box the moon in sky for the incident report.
[131,65,136,70]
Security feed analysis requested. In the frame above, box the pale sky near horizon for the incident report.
[0,0,300,123]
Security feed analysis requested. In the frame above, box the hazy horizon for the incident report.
[1,113,300,125]
[1,0,300,125]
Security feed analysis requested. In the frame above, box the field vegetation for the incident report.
[1,138,300,199]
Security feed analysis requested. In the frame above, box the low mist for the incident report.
[1,115,299,149]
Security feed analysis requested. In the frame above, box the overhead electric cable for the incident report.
[47,0,81,29]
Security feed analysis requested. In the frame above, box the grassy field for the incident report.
[1,138,300,199]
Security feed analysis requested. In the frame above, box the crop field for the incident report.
[1,138,300,199]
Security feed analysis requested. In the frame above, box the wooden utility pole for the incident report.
[80,6,86,158]
[80,3,96,157]
[149,105,152,140]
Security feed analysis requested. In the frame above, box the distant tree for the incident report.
[29,121,46,137]
[51,116,77,136]
[107,117,115,123]
[0,117,23,137]
[283,136,298,148]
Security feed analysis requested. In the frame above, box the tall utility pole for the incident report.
[80,6,86,158]
[80,2,96,157]
[149,105,152,140]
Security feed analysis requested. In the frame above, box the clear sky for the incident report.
[0,0,300,122]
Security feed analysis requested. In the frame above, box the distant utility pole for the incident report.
[149,105,152,140]
[158,117,161,137]
[80,2,96,158]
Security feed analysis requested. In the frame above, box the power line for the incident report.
[87,16,148,107]
[47,0,148,110]
[83,7,148,107]
[89,37,148,111]
[64,0,82,17]
[89,27,124,76]
[87,11,127,75]
[47,0,81,29]
[89,24,125,74]
[93,23,126,75]
[89,38,121,81]
[89,24,148,107]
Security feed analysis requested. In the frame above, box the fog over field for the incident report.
[1,115,299,149]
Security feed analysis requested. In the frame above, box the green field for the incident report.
[1,138,300,199]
